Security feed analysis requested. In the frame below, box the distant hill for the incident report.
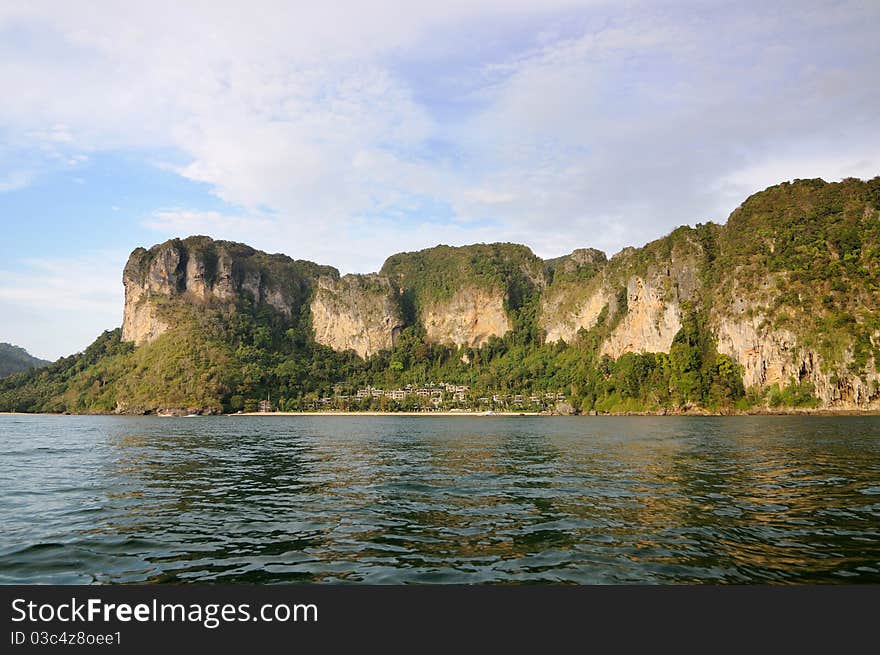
[0,343,50,378]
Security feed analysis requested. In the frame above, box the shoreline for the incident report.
[3,409,880,417]
[237,409,880,417]
[236,410,541,417]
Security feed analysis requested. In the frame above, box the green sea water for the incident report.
[1,415,878,584]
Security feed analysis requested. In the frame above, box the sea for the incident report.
[1,414,878,584]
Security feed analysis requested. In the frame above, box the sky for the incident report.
[1,0,878,360]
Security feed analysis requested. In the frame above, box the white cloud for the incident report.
[0,170,32,192]
[1,0,878,275]
[719,153,880,202]
[144,209,274,238]
[0,251,127,360]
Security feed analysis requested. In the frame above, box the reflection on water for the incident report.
[0,415,878,584]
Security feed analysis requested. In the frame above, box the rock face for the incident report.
[715,314,798,390]
[120,229,880,408]
[379,242,544,349]
[122,236,333,346]
[540,248,609,343]
[121,237,519,354]
[121,248,174,346]
[310,274,404,357]
[421,286,511,348]
[118,174,880,411]
[715,313,880,408]
[601,276,683,358]
[541,241,700,358]
[546,275,686,358]
[541,285,609,344]
[121,233,879,408]
[601,251,699,358]
[121,290,170,347]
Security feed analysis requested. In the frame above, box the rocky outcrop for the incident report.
[545,248,606,279]
[715,313,798,390]
[541,285,609,344]
[601,275,684,358]
[542,242,700,358]
[540,248,609,343]
[121,247,173,346]
[115,177,880,410]
[122,238,516,353]
[121,236,333,346]
[310,274,404,357]
[379,242,545,349]
[119,231,880,408]
[715,313,880,409]
[601,243,700,358]
[422,286,511,348]
[121,287,170,346]
[13,177,880,418]
[821,360,880,408]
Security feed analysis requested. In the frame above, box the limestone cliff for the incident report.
[310,274,404,357]
[600,276,683,358]
[705,177,880,408]
[541,284,609,344]
[540,248,609,343]
[421,286,511,348]
[12,177,880,416]
[541,233,701,359]
[715,313,879,409]
[122,236,334,346]
[710,273,880,409]
[600,241,701,358]
[535,204,880,411]
[122,238,525,355]
[380,242,545,348]
[113,176,880,409]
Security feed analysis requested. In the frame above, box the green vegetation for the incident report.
[0,295,749,414]
[380,243,544,324]
[543,248,606,285]
[0,297,365,414]
[0,290,752,414]
[767,379,820,409]
[713,177,880,373]
[0,343,50,378]
[2,177,878,415]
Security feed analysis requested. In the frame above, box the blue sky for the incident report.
[1,0,879,359]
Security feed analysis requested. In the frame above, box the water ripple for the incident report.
[0,415,878,584]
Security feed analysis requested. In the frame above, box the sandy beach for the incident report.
[236,410,542,417]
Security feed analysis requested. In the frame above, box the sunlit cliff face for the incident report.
[120,176,880,413]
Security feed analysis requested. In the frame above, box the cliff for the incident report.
[539,231,701,357]
[420,285,511,349]
[380,243,545,348]
[537,178,880,408]
[121,236,336,346]
[310,274,404,357]
[121,238,532,354]
[4,176,879,415]
[706,178,880,408]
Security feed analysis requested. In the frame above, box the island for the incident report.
[2,176,878,417]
